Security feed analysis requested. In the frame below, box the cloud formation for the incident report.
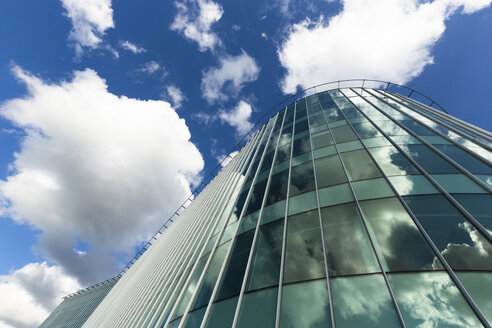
[60,0,114,56]
[219,100,255,136]
[0,262,80,328]
[278,0,492,93]
[137,61,163,75]
[119,40,146,54]
[171,0,224,51]
[201,51,260,103]
[0,66,204,283]
[165,85,186,108]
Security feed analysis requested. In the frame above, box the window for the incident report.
[284,210,325,283]
[321,203,379,276]
[340,150,382,181]
[315,155,347,188]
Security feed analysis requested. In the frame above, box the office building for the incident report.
[41,84,492,328]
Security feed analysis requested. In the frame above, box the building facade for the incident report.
[42,86,492,328]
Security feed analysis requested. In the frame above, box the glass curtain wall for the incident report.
[83,88,492,328]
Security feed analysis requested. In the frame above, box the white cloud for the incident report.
[0,66,204,283]
[201,51,260,103]
[164,85,186,108]
[171,0,224,51]
[278,0,492,93]
[60,0,114,56]
[119,40,146,54]
[219,100,254,136]
[137,61,163,75]
[261,32,268,40]
[0,262,80,328]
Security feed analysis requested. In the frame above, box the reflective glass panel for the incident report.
[247,219,284,291]
[433,144,492,175]
[360,197,440,271]
[403,144,459,174]
[205,296,238,328]
[452,194,492,230]
[280,280,332,328]
[289,161,316,196]
[455,272,492,323]
[389,272,483,328]
[351,122,382,139]
[330,274,401,328]
[312,130,333,149]
[237,287,278,328]
[314,154,347,188]
[431,174,486,194]
[369,146,419,176]
[403,195,492,271]
[284,210,325,283]
[292,135,311,157]
[318,184,354,207]
[321,203,380,276]
[288,190,318,215]
[216,231,254,300]
[331,125,358,144]
[352,178,394,200]
[265,170,289,206]
[389,175,439,196]
[340,149,382,181]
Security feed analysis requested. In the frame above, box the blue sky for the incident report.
[0,0,491,326]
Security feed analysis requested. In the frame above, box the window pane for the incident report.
[284,210,325,283]
[330,275,401,328]
[331,125,358,143]
[360,197,440,272]
[402,144,459,174]
[247,220,284,291]
[261,200,286,225]
[288,191,318,215]
[452,194,492,231]
[280,280,332,328]
[315,155,347,188]
[289,161,316,196]
[431,174,486,193]
[403,195,492,271]
[216,231,254,300]
[318,184,354,207]
[389,175,439,196]
[352,178,394,200]
[369,146,419,176]
[237,287,278,328]
[183,307,206,328]
[399,120,436,136]
[265,170,289,206]
[433,144,492,175]
[244,179,268,215]
[192,241,231,311]
[389,272,483,327]
[455,272,492,323]
[205,297,238,328]
[292,135,311,157]
[321,203,379,276]
[340,150,382,181]
[351,122,382,139]
[312,130,333,149]
[337,140,363,153]
[314,145,337,159]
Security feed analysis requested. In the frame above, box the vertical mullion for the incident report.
[321,92,407,328]
[346,88,492,328]
[304,96,337,328]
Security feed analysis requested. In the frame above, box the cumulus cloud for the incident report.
[216,150,238,167]
[164,85,186,108]
[219,100,255,136]
[171,0,224,51]
[60,0,114,56]
[201,51,260,103]
[0,262,80,328]
[278,0,492,93]
[119,40,146,54]
[0,66,204,283]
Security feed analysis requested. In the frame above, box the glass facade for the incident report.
[49,87,492,328]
